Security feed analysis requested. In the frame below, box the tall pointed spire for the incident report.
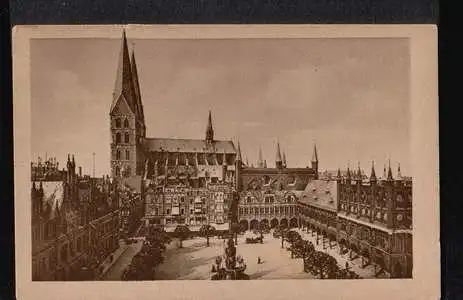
[205,110,214,143]
[370,160,377,182]
[311,143,319,178]
[387,159,393,181]
[337,168,342,180]
[258,147,263,168]
[236,141,242,162]
[311,144,318,162]
[275,140,282,168]
[346,163,351,180]
[130,46,145,124]
[383,164,387,179]
[357,161,362,179]
[111,29,136,114]
[275,141,283,162]
[397,163,402,179]
[282,151,287,168]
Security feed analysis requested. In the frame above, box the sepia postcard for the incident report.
[13,24,439,300]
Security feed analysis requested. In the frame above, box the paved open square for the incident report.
[154,232,316,280]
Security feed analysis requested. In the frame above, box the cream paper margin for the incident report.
[13,24,439,300]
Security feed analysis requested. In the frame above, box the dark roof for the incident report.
[143,138,236,154]
[298,180,338,212]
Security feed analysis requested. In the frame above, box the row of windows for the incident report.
[114,132,131,144]
[244,195,296,203]
[114,118,130,128]
[239,206,296,215]
[115,150,131,160]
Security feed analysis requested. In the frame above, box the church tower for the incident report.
[109,30,146,178]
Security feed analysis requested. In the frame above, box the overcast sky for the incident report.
[31,37,410,177]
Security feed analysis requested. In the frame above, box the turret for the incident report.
[311,144,318,178]
[370,161,377,183]
[282,151,287,168]
[275,140,283,169]
[397,163,403,180]
[235,141,243,191]
[258,147,264,168]
[205,110,214,144]
[369,161,377,222]
[387,159,394,182]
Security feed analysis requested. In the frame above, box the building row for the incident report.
[31,156,120,280]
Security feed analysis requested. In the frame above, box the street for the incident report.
[102,238,144,280]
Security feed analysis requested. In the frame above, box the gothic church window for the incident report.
[115,118,121,128]
[123,118,129,128]
[124,132,130,143]
[115,133,121,144]
[116,150,121,160]
[125,150,130,160]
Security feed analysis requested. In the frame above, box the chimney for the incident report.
[79,166,82,177]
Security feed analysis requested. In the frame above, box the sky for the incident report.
[31,36,410,177]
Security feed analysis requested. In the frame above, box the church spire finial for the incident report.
[370,160,377,182]
[205,110,214,143]
[258,147,263,168]
[111,29,136,114]
[275,139,283,168]
[387,159,393,181]
[397,162,402,179]
[312,143,318,162]
[130,43,145,126]
[236,141,242,162]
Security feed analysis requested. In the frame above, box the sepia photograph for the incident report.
[14,25,438,299]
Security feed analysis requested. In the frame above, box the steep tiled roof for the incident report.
[143,138,236,154]
[298,180,337,212]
